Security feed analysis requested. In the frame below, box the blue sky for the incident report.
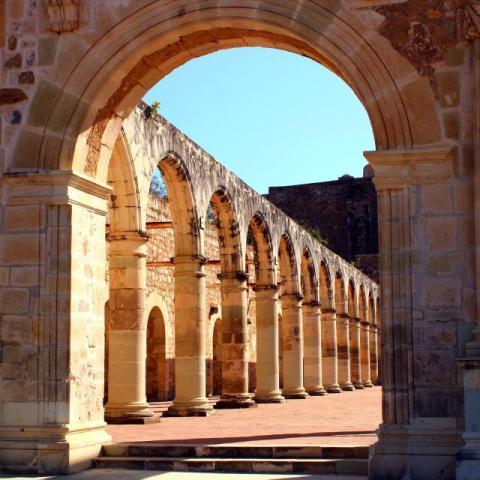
[143,47,374,194]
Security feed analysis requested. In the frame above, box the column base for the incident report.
[370,419,462,480]
[0,423,111,475]
[105,403,157,424]
[363,380,374,388]
[255,391,286,403]
[325,384,342,393]
[456,433,480,480]
[283,389,309,399]
[306,386,328,396]
[165,400,214,417]
[354,382,365,390]
[215,395,256,409]
[340,382,355,391]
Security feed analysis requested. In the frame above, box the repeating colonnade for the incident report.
[105,105,380,421]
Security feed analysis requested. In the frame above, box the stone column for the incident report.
[303,301,327,395]
[349,317,364,389]
[105,232,157,424]
[370,323,380,385]
[215,272,255,409]
[0,172,111,474]
[280,294,308,399]
[321,309,342,393]
[361,321,373,387]
[167,255,213,416]
[254,285,285,403]
[367,147,462,480]
[337,313,354,390]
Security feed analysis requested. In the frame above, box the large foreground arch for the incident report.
[0,2,477,479]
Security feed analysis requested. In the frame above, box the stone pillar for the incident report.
[367,147,462,480]
[370,323,380,385]
[349,317,364,389]
[361,321,373,387]
[0,172,111,474]
[303,301,327,395]
[167,255,213,416]
[105,232,157,424]
[456,330,480,479]
[280,294,308,399]
[215,272,255,409]
[321,309,342,393]
[337,314,354,390]
[254,285,285,403]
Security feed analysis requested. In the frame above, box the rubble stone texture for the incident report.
[0,1,479,480]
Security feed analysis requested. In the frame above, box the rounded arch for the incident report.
[300,247,318,304]
[335,271,346,315]
[320,261,333,310]
[158,153,201,257]
[278,233,299,295]
[209,186,242,273]
[248,212,275,286]
[19,3,441,178]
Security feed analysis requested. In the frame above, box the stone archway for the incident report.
[0,2,472,479]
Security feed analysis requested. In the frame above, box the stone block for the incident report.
[5,205,43,231]
[421,184,453,214]
[0,288,29,313]
[421,277,461,307]
[426,217,457,250]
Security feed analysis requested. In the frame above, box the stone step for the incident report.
[101,443,369,460]
[95,456,368,475]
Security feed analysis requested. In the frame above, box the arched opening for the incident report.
[248,213,284,404]
[277,233,307,399]
[146,307,170,402]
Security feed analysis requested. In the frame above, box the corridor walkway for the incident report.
[107,387,382,447]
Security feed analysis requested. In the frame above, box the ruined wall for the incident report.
[266,176,379,280]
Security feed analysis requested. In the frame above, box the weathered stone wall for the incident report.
[265,176,379,280]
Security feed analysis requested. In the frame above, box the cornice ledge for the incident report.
[364,145,455,188]
[3,170,112,199]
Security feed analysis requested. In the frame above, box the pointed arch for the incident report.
[107,129,141,233]
[347,279,357,318]
[248,213,275,286]
[300,247,318,304]
[320,261,333,310]
[158,152,201,257]
[278,233,299,295]
[335,271,346,315]
[209,186,242,273]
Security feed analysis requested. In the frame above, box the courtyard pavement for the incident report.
[107,386,382,446]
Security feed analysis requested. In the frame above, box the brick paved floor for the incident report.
[107,386,382,447]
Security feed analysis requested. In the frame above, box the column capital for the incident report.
[217,271,249,282]
[3,169,112,214]
[254,283,279,293]
[364,145,454,191]
[107,231,149,258]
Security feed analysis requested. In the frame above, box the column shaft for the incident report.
[106,233,157,423]
[303,302,327,395]
[370,325,380,385]
[254,285,285,403]
[215,272,255,409]
[281,294,308,399]
[350,317,364,389]
[337,314,354,390]
[321,309,342,393]
[167,256,213,416]
[361,322,373,387]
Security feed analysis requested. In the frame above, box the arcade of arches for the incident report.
[1,2,480,480]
